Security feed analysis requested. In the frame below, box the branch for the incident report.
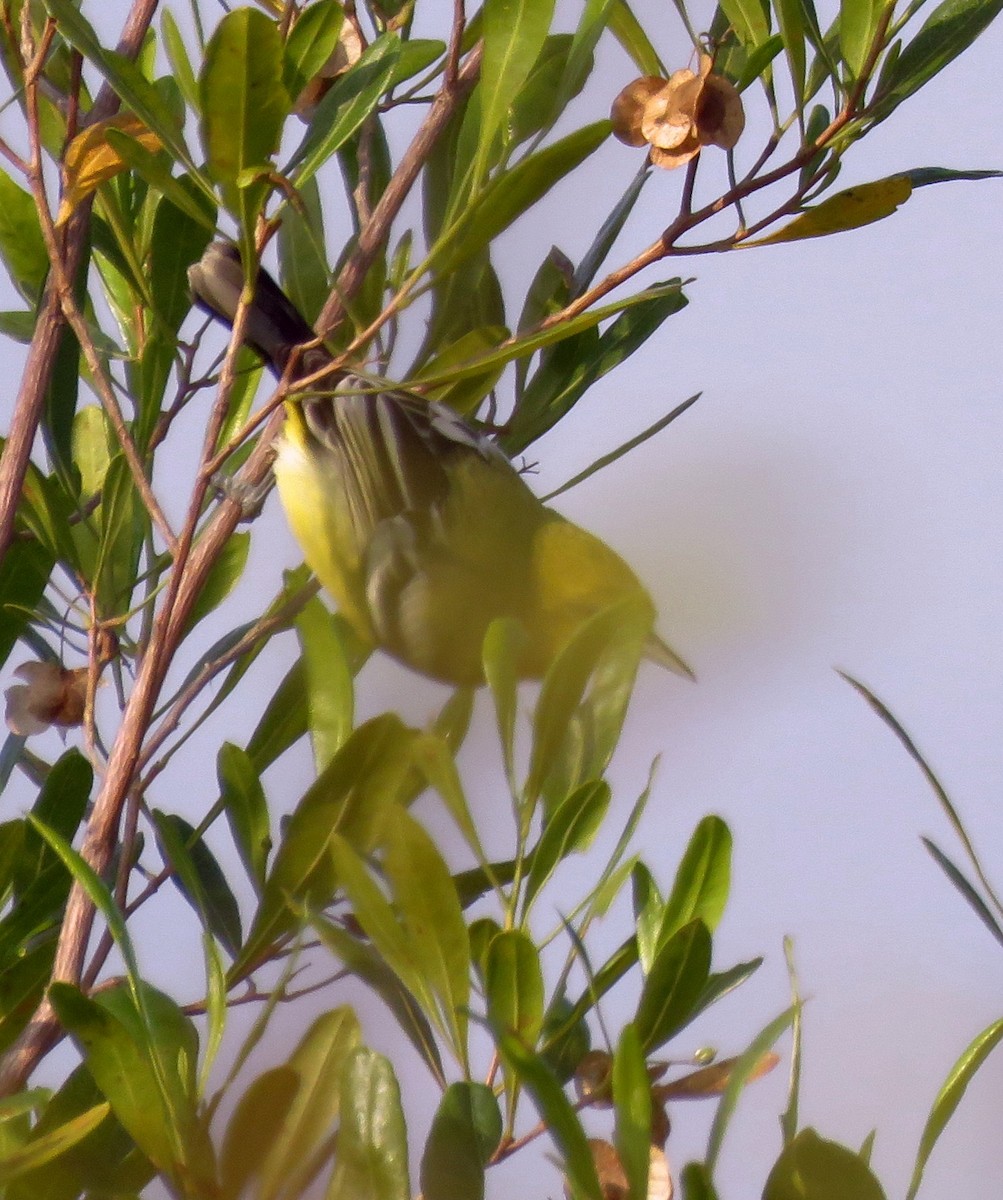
[317,42,483,338]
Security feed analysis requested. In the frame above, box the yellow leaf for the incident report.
[745,175,913,246]
[58,114,162,223]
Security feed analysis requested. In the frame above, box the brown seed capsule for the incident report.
[574,1049,614,1104]
[611,76,668,146]
[5,662,88,736]
[614,54,745,170]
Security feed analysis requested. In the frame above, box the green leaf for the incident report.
[429,121,610,279]
[279,174,331,324]
[245,659,309,774]
[524,781,611,912]
[148,185,214,335]
[747,174,912,244]
[3,1065,153,1200]
[497,1032,602,1200]
[315,916,446,1083]
[283,0,345,101]
[877,0,1003,116]
[237,715,414,977]
[329,834,440,1027]
[18,464,79,572]
[420,1083,502,1200]
[527,596,653,812]
[0,171,48,302]
[410,733,484,866]
[182,531,251,638]
[72,405,111,500]
[104,134,217,231]
[681,1161,719,1200]
[539,995,593,1083]
[95,454,142,616]
[508,35,575,145]
[635,921,712,1053]
[0,312,37,342]
[922,838,1003,948]
[632,862,664,976]
[904,166,1003,188]
[482,618,526,789]
[839,0,879,77]
[694,957,764,1016]
[327,1048,409,1200]
[658,816,732,944]
[153,812,243,957]
[391,38,447,86]
[296,594,355,773]
[0,1103,109,1185]
[608,0,666,75]
[161,10,198,109]
[775,0,808,99]
[542,392,701,503]
[42,0,194,167]
[906,1016,1003,1200]
[508,281,689,453]
[841,673,1003,928]
[706,1005,797,1172]
[0,941,55,1059]
[763,1128,887,1200]
[49,983,215,1192]
[254,1008,361,1200]
[218,742,272,892]
[0,542,52,671]
[416,279,683,403]
[200,7,288,225]
[412,324,510,414]
[286,35,402,189]
[572,162,648,297]
[29,751,92,877]
[380,812,471,1056]
[718,0,772,46]
[554,0,616,128]
[220,1067,300,1200]
[613,1023,651,1200]
[478,0,556,180]
[486,930,545,1049]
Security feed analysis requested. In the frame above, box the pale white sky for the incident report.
[2,2,1002,1197]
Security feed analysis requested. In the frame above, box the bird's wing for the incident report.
[299,379,511,532]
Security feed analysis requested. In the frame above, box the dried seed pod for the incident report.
[5,663,87,736]
[611,76,667,146]
[574,1049,614,1104]
[613,55,745,170]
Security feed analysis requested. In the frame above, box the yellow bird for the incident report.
[189,243,692,686]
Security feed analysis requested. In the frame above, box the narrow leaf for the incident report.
[613,1023,651,1200]
[286,36,402,188]
[635,921,712,1053]
[905,1017,1003,1200]
[477,0,556,181]
[746,175,912,245]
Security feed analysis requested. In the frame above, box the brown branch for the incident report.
[317,41,483,338]
[0,0,162,569]
[0,0,192,1095]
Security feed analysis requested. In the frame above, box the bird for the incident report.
[188,241,692,687]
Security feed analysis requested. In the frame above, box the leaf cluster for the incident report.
[0,0,997,1196]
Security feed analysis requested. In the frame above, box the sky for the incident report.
[2,1,1003,1197]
